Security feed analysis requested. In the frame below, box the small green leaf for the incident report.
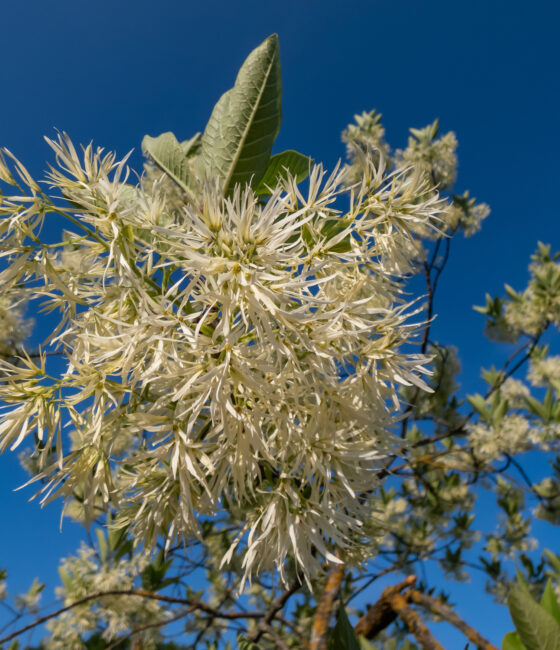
[95,529,108,564]
[515,567,531,593]
[467,394,491,424]
[199,34,282,195]
[140,550,174,591]
[114,539,134,562]
[328,602,361,650]
[502,631,527,650]
[58,566,72,590]
[254,149,313,195]
[507,584,560,650]
[545,550,560,574]
[541,579,560,625]
[236,635,262,650]
[358,636,377,650]
[525,395,548,420]
[107,525,127,552]
[142,132,192,195]
[492,398,509,426]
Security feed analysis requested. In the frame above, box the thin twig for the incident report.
[259,621,291,650]
[250,578,301,643]
[0,589,265,645]
[106,607,193,650]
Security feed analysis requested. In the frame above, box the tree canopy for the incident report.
[0,34,559,650]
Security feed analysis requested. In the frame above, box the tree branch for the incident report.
[250,578,301,643]
[309,563,345,650]
[0,589,265,645]
[354,575,416,638]
[106,607,193,650]
[408,590,498,650]
[388,592,445,650]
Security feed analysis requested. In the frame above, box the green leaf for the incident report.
[541,579,560,625]
[502,631,527,650]
[254,149,313,195]
[236,636,262,650]
[107,525,127,552]
[328,602,361,650]
[142,132,192,195]
[141,550,174,591]
[492,398,509,426]
[95,529,108,564]
[358,636,377,650]
[525,395,548,421]
[507,584,560,650]
[180,132,201,157]
[515,567,531,593]
[114,539,134,562]
[58,566,72,590]
[199,34,282,195]
[467,394,491,424]
[545,550,560,574]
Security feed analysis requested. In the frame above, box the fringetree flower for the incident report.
[0,35,446,590]
[0,129,442,587]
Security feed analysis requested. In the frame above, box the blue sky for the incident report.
[0,0,559,646]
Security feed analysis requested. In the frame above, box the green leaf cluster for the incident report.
[503,578,560,649]
[143,35,312,199]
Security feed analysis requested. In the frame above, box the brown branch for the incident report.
[414,328,547,450]
[348,560,411,604]
[106,607,193,650]
[259,621,291,650]
[388,592,445,650]
[250,578,301,643]
[276,614,309,648]
[309,563,345,650]
[0,589,265,645]
[409,590,498,650]
[354,575,416,639]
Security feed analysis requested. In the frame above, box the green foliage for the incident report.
[254,149,313,195]
[236,636,262,650]
[502,631,527,650]
[140,549,176,591]
[198,34,281,195]
[2,29,560,650]
[328,602,361,650]
[142,131,194,196]
[540,580,560,625]
[504,580,560,650]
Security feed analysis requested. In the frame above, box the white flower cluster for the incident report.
[45,544,165,649]
[476,244,560,342]
[13,577,44,615]
[499,377,530,408]
[444,191,490,237]
[342,110,391,183]
[395,120,458,190]
[469,415,534,460]
[0,288,31,357]
[528,355,560,388]
[0,134,442,586]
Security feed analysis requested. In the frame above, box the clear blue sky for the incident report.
[0,0,559,646]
